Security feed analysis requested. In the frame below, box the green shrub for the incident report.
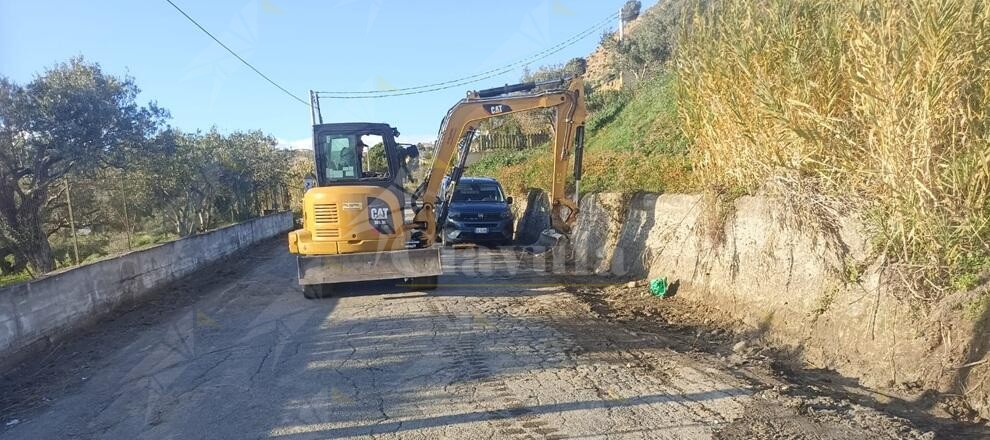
[133,233,173,248]
[586,89,631,131]
[468,147,541,175]
[586,74,686,155]
[0,271,32,287]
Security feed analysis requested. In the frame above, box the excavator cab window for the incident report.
[316,128,394,184]
[322,135,360,180]
[359,135,389,179]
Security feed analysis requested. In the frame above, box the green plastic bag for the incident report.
[649,277,669,298]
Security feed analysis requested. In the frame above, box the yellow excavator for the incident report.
[288,75,587,298]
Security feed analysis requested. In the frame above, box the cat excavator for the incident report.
[287,75,587,298]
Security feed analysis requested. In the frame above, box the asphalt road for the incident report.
[0,240,933,439]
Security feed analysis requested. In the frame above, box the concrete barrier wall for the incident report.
[511,189,552,245]
[0,212,293,367]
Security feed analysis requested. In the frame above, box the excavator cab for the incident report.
[312,123,415,200]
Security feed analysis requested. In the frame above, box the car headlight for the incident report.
[448,213,460,221]
[500,210,513,219]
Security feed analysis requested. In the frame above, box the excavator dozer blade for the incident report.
[297,247,442,285]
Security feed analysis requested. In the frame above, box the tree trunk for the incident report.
[172,207,188,237]
[0,176,56,274]
[24,222,54,273]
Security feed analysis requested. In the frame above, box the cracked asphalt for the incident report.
[0,239,930,439]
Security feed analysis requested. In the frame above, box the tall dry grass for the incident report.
[676,0,990,297]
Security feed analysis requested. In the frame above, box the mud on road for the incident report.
[0,239,980,438]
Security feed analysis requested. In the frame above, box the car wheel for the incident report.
[303,283,334,299]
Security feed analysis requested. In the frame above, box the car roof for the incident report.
[458,176,499,184]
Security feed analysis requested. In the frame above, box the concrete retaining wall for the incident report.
[568,193,990,419]
[0,212,293,367]
[511,189,552,245]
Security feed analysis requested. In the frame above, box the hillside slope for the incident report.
[471,74,690,195]
[470,1,689,194]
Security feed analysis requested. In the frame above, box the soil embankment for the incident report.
[515,189,990,423]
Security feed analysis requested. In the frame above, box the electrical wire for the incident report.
[315,11,618,99]
[162,0,310,106]
[317,12,615,98]
[164,0,618,103]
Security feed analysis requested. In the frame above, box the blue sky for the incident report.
[1,0,654,148]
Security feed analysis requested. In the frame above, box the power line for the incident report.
[162,0,309,106]
[315,11,618,99]
[317,11,616,98]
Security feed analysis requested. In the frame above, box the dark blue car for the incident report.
[441,177,514,246]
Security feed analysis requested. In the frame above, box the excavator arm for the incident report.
[412,76,587,245]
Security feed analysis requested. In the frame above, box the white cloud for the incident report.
[395,133,436,145]
[276,137,313,150]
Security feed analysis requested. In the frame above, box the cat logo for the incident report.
[484,104,511,115]
[366,197,395,234]
[370,207,389,220]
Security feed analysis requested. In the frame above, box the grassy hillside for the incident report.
[469,74,693,194]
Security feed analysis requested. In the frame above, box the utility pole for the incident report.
[65,177,79,265]
[121,186,132,250]
[618,7,625,88]
[619,7,624,41]
[616,0,641,89]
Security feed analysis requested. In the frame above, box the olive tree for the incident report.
[0,58,165,273]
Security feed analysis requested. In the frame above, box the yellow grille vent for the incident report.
[314,229,340,239]
[313,204,339,224]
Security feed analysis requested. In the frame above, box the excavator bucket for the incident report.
[524,229,570,256]
[515,228,573,275]
[534,229,570,254]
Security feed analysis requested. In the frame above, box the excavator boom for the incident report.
[412,76,587,245]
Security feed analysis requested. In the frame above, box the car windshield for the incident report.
[451,182,504,202]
